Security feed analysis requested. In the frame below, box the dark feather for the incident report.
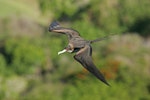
[48,21,80,40]
[74,45,110,86]
[49,21,60,31]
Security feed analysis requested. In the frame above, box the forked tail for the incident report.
[90,34,116,44]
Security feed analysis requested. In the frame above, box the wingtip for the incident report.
[101,79,110,86]
[105,82,111,86]
[49,21,60,32]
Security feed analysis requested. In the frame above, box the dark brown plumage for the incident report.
[49,21,110,86]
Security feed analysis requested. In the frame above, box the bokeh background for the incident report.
[0,0,150,100]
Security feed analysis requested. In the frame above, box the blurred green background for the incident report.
[0,0,150,100]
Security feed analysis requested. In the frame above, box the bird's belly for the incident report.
[70,40,86,48]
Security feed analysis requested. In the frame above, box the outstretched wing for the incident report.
[74,45,110,86]
[49,21,80,39]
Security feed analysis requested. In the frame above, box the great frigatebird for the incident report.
[49,21,110,86]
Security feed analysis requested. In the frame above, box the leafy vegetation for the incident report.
[0,0,150,100]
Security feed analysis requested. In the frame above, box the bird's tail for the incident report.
[90,34,116,44]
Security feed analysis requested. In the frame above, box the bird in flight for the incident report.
[49,21,110,86]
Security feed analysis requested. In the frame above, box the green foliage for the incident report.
[39,0,150,35]
[72,20,106,39]
[0,54,7,75]
[0,76,28,100]
[21,82,62,100]
[0,0,150,100]
[39,0,81,18]
[4,37,46,74]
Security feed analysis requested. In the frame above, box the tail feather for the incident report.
[90,34,116,43]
